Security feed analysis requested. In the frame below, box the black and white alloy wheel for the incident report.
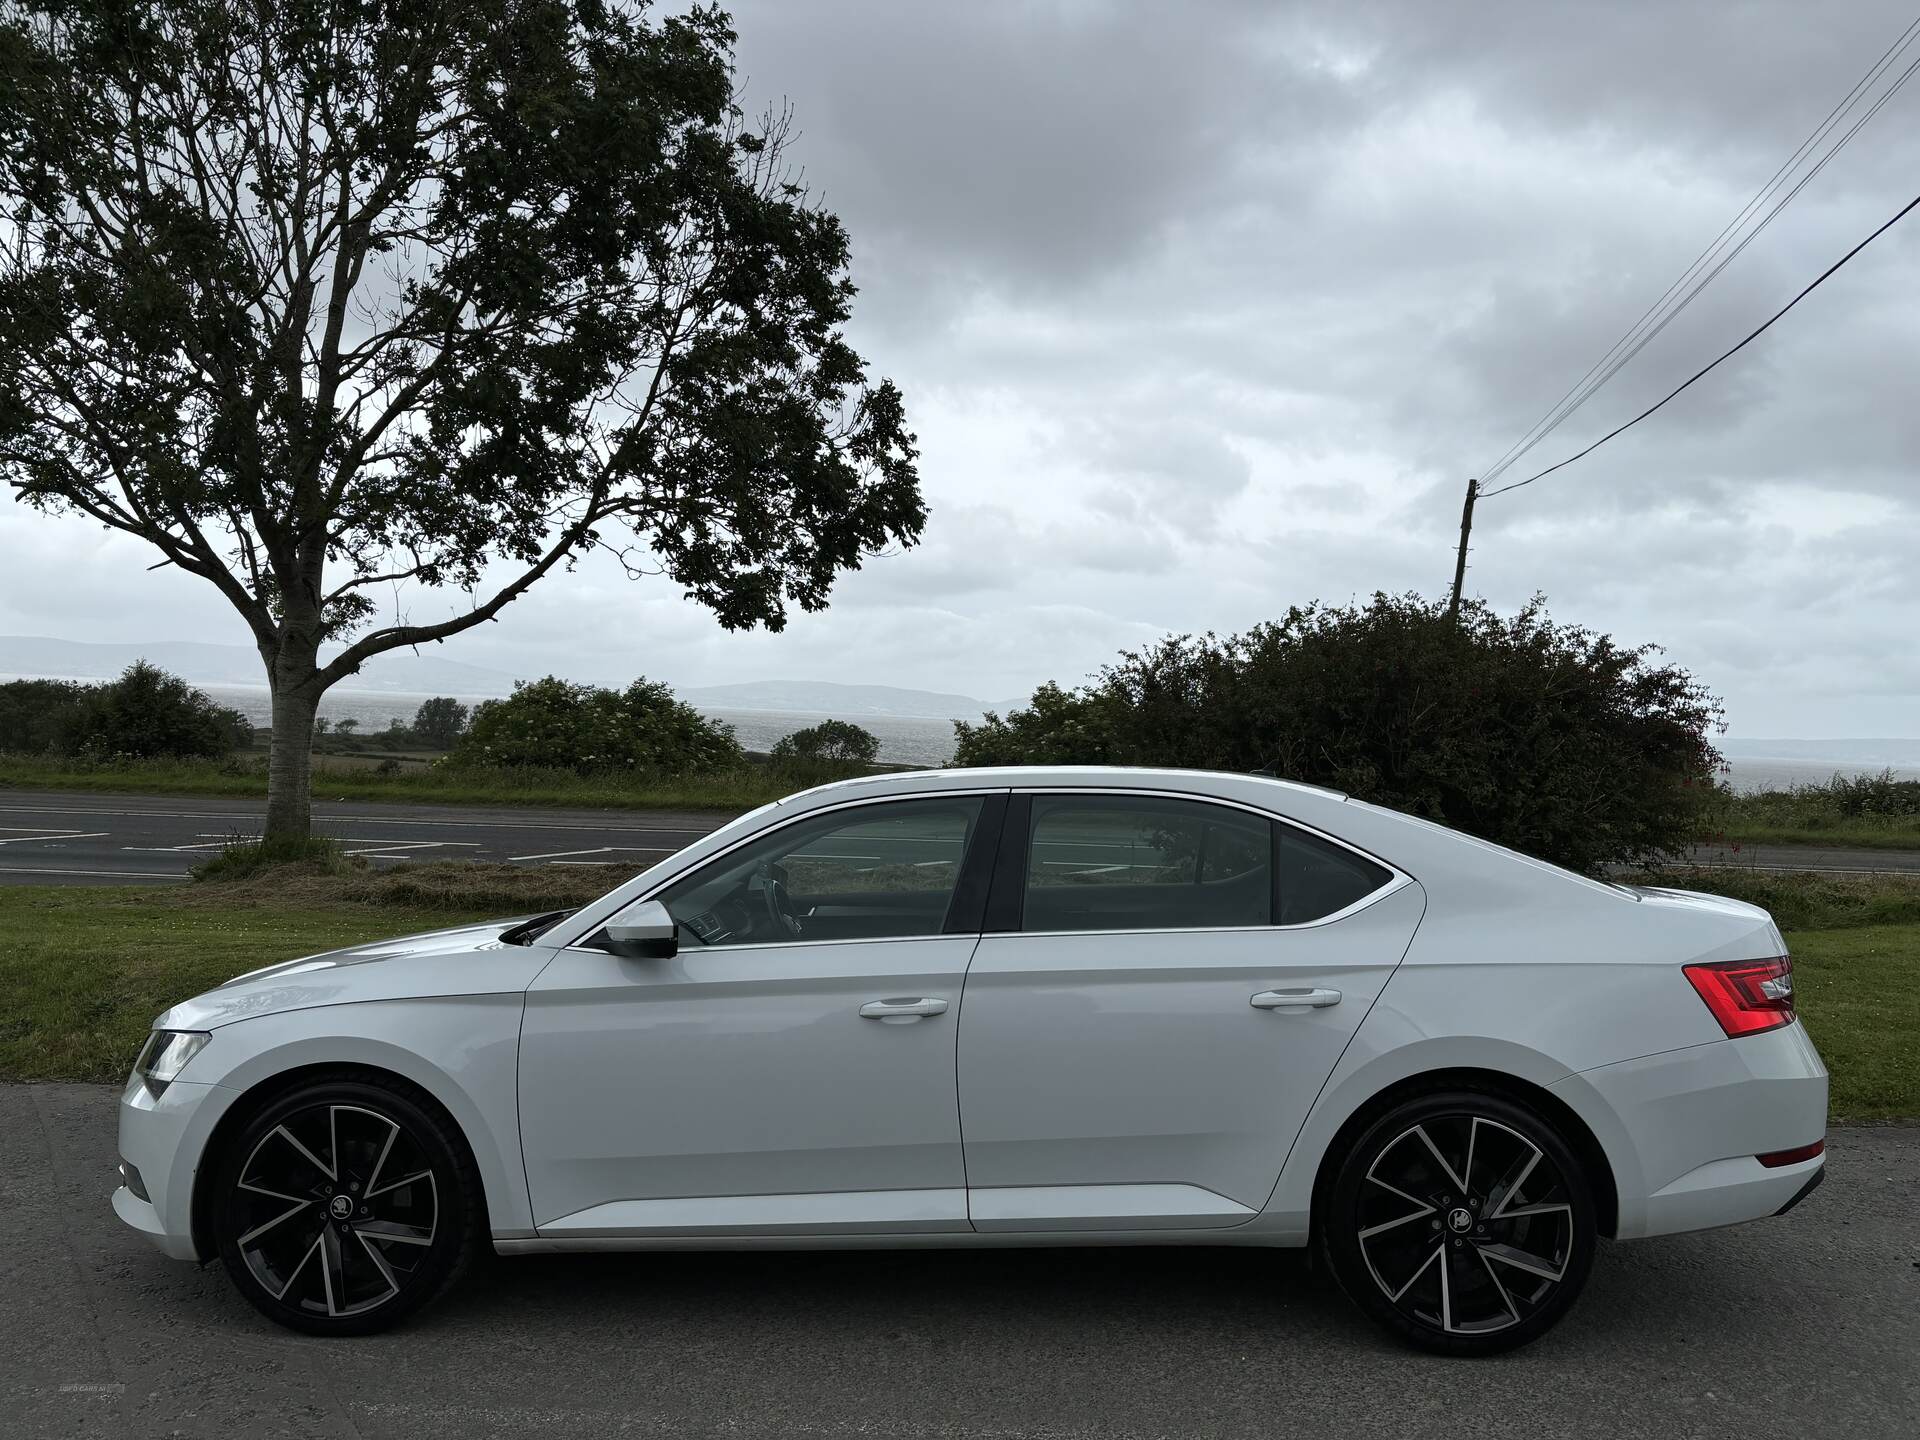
[1325,1091,1596,1355]
[213,1076,479,1335]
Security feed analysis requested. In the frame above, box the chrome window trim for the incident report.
[562,931,980,959]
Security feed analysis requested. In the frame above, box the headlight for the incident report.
[135,1030,210,1094]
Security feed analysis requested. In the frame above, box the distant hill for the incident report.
[0,635,517,696]
[679,679,1004,720]
[1718,737,1920,767]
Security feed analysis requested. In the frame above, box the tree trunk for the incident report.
[264,669,321,843]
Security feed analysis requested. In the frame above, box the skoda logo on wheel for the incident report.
[1447,1206,1474,1234]
[328,1194,354,1220]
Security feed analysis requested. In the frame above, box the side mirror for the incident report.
[602,900,678,959]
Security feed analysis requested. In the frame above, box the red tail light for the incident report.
[1683,956,1795,1037]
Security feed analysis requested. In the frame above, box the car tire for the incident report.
[210,1072,483,1335]
[1321,1089,1597,1356]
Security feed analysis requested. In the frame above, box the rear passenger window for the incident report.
[1022,796,1271,932]
[1277,825,1393,924]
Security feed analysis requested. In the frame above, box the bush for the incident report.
[412,697,470,749]
[0,662,249,760]
[448,676,744,775]
[953,594,1723,872]
[770,718,880,768]
[0,677,88,752]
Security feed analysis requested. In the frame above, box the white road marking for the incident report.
[0,830,109,845]
[510,845,674,863]
[336,839,483,858]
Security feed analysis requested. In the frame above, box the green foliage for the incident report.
[954,594,1724,872]
[0,662,249,760]
[770,718,881,767]
[412,697,470,750]
[0,677,87,752]
[1697,774,1920,849]
[450,676,744,776]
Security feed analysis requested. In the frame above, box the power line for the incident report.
[1477,14,1920,488]
[1502,44,1920,474]
[1479,185,1920,499]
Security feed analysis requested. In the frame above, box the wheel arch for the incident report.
[1306,1066,1621,1240]
[190,1058,498,1262]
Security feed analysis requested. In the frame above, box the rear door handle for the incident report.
[859,997,949,1020]
[1251,988,1342,1010]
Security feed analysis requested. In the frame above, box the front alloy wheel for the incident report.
[1325,1091,1596,1355]
[213,1076,479,1334]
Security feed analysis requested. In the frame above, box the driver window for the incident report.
[652,797,985,947]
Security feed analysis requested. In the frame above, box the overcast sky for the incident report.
[4,0,1918,735]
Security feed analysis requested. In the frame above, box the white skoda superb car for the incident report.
[114,767,1827,1354]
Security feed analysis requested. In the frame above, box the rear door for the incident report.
[956,791,1424,1231]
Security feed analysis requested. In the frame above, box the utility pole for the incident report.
[1446,477,1478,620]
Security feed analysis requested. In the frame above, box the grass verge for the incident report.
[0,862,633,1083]
[2,865,1914,1120]
[1786,926,1920,1123]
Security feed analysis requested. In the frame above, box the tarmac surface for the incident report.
[5,1083,1918,1439]
[0,789,723,884]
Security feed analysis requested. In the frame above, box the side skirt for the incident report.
[495,1228,1305,1254]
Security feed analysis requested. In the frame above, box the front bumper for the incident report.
[114,1074,236,1262]
[1556,1019,1828,1240]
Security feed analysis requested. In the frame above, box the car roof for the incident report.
[774,765,1349,806]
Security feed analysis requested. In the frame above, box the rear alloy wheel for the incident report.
[1324,1091,1596,1355]
[212,1076,480,1335]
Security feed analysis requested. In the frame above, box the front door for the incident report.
[519,793,1000,1237]
[957,792,1424,1230]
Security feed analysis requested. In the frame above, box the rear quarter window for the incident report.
[1277,825,1393,924]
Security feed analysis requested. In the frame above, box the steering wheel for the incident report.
[753,859,804,939]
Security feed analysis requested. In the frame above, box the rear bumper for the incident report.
[1554,1020,1828,1240]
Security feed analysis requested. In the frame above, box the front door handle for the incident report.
[1251,988,1342,1010]
[859,997,949,1021]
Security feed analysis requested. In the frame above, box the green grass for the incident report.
[0,861,630,1083]
[0,752,820,811]
[1788,926,1920,1123]
[1707,822,1920,850]
[0,891,501,1082]
[2,865,1915,1120]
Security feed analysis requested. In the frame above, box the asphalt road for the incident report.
[5,787,1920,889]
[4,1083,1916,1438]
[0,789,725,885]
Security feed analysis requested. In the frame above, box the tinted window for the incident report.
[1277,825,1393,924]
[654,797,983,946]
[1022,796,1271,933]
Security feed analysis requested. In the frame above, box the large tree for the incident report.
[0,0,922,837]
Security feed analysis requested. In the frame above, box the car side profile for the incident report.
[114,766,1827,1354]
